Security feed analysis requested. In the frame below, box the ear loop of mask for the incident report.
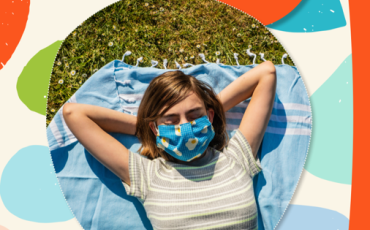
[153,121,159,133]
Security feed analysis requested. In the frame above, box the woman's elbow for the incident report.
[63,103,77,118]
[263,61,276,75]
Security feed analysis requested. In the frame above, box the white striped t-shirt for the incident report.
[123,129,262,230]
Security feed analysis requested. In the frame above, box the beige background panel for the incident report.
[290,168,351,219]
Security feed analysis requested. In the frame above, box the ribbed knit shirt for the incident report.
[123,129,262,230]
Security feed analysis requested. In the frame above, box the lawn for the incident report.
[47,0,293,125]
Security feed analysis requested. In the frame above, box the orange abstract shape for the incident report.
[219,0,301,25]
[348,0,370,229]
[0,0,30,70]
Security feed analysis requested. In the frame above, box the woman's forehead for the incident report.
[160,92,205,116]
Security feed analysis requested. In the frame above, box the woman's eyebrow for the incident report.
[162,107,203,118]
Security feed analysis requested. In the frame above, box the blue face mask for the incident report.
[154,114,215,162]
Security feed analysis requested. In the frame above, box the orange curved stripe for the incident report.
[0,0,30,70]
[348,0,370,228]
[219,0,302,25]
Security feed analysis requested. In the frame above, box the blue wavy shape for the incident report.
[266,0,346,32]
[276,204,349,229]
[0,145,74,223]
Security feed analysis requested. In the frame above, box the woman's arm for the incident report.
[217,61,277,159]
[63,103,137,186]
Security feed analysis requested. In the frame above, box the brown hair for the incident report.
[135,70,229,161]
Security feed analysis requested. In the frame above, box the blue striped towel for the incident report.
[47,59,311,230]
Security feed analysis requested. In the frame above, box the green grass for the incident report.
[47,0,293,125]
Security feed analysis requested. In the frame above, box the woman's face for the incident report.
[149,92,214,136]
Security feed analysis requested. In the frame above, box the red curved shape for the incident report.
[219,0,302,25]
[0,0,30,70]
[348,0,369,229]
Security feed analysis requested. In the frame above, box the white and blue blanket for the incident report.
[47,58,311,230]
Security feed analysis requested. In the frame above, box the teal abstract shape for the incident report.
[266,0,346,32]
[0,145,74,223]
[16,40,63,115]
[305,54,353,184]
[276,204,349,229]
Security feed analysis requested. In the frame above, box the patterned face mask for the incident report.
[154,114,215,162]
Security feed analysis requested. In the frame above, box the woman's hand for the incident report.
[63,103,135,186]
[217,61,277,159]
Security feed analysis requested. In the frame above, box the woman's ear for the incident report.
[208,108,215,124]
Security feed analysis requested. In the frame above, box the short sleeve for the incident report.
[223,129,262,178]
[122,151,154,202]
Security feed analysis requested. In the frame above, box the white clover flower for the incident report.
[173,148,182,156]
[215,51,220,56]
[58,79,64,84]
[71,70,76,76]
[187,154,202,162]
[82,73,87,78]
[175,125,181,136]
[157,142,165,150]
[185,138,198,151]
[161,137,169,148]
[108,41,113,47]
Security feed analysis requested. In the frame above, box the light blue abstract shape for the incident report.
[276,204,349,230]
[305,54,353,184]
[0,145,74,223]
[266,0,346,32]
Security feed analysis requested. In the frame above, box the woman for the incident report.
[63,60,276,229]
